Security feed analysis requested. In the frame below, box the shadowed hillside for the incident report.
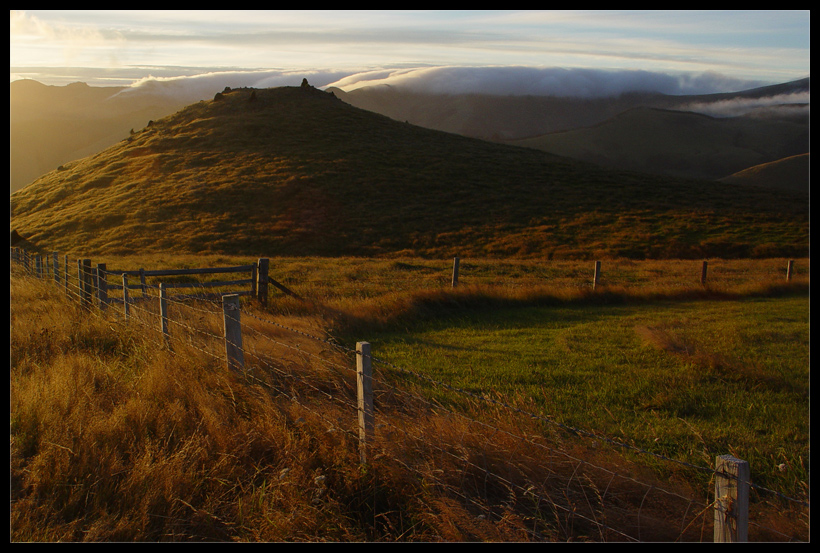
[509,107,809,181]
[720,153,809,193]
[329,77,810,144]
[9,85,808,260]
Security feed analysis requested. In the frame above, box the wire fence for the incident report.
[9,247,810,542]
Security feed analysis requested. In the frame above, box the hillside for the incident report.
[329,77,810,143]
[9,85,809,260]
[10,79,189,194]
[328,87,679,141]
[508,107,809,181]
[12,77,809,194]
[720,153,810,192]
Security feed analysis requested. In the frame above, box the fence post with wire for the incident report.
[9,246,809,541]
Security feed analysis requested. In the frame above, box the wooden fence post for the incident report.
[36,255,43,278]
[786,259,794,281]
[701,261,709,286]
[714,455,750,542]
[593,260,601,289]
[91,267,100,307]
[250,263,258,299]
[97,263,108,309]
[222,294,245,373]
[78,259,92,307]
[77,259,84,300]
[53,252,60,284]
[64,255,69,297]
[256,258,269,306]
[159,283,170,347]
[357,341,374,465]
[452,257,460,288]
[122,274,131,320]
[139,268,147,296]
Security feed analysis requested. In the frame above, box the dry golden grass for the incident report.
[10,261,809,542]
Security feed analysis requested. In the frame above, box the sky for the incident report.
[9,10,811,99]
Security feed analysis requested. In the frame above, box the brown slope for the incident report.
[9,86,809,260]
[328,77,810,142]
[10,80,190,194]
[508,107,809,181]
[719,153,810,193]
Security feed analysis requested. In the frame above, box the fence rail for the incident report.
[9,246,809,542]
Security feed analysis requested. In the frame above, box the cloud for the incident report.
[103,65,802,108]
[680,91,810,118]
[324,66,774,97]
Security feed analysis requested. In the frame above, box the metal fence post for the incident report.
[357,341,374,465]
[122,274,130,320]
[222,294,245,373]
[159,283,170,347]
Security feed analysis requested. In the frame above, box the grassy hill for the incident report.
[10,85,809,260]
[509,107,809,181]
[720,153,809,192]
[10,79,189,194]
[329,77,810,143]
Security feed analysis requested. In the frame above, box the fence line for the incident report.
[10,247,809,542]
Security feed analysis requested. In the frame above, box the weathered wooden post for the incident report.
[593,260,602,289]
[64,255,69,297]
[35,255,42,278]
[159,283,170,347]
[91,267,100,307]
[139,268,147,297]
[256,258,270,306]
[222,294,245,373]
[713,455,750,542]
[452,257,460,288]
[77,259,92,307]
[77,259,84,300]
[122,274,131,320]
[786,259,795,281]
[52,252,60,284]
[357,341,374,465]
[250,263,258,299]
[97,263,108,310]
[701,261,709,286]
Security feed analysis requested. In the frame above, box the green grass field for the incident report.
[358,295,809,497]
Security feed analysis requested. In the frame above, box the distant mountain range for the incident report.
[331,77,809,182]
[9,85,808,260]
[508,105,808,181]
[10,80,190,194]
[10,77,809,194]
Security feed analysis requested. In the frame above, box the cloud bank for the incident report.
[679,91,810,118]
[109,65,807,115]
[323,66,775,97]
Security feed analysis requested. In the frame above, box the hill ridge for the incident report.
[10,85,809,260]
